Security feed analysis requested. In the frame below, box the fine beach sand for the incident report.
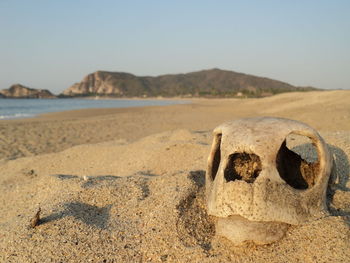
[0,90,349,262]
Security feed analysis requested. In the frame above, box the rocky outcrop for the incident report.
[0,84,56,98]
[62,71,133,96]
[62,69,318,98]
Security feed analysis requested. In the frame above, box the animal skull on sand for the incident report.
[206,117,333,245]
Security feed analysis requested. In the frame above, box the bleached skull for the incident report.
[206,117,333,245]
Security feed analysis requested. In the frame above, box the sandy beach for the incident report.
[0,90,349,262]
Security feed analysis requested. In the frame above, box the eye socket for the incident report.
[276,133,319,189]
[208,133,221,181]
[224,152,262,183]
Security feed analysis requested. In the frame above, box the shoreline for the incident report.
[0,89,335,121]
[0,97,192,121]
[0,90,349,161]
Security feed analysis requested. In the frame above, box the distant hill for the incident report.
[0,84,56,99]
[62,68,318,98]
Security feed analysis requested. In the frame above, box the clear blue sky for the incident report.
[1,0,349,93]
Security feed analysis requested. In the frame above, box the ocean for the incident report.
[0,98,185,120]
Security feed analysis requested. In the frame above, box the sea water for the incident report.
[0,98,185,120]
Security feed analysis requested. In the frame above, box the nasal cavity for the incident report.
[224,153,262,183]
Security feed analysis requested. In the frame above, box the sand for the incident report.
[0,90,349,262]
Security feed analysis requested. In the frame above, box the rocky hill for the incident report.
[62,69,317,98]
[0,84,56,98]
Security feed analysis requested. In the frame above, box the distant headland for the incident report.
[1,69,318,99]
[0,84,56,99]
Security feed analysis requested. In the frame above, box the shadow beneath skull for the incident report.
[328,145,350,192]
[177,170,215,253]
[326,145,350,225]
[39,202,112,229]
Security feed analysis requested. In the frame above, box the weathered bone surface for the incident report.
[206,117,333,245]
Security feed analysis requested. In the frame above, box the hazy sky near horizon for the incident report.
[1,0,349,93]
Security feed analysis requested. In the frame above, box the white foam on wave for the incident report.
[0,113,33,120]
